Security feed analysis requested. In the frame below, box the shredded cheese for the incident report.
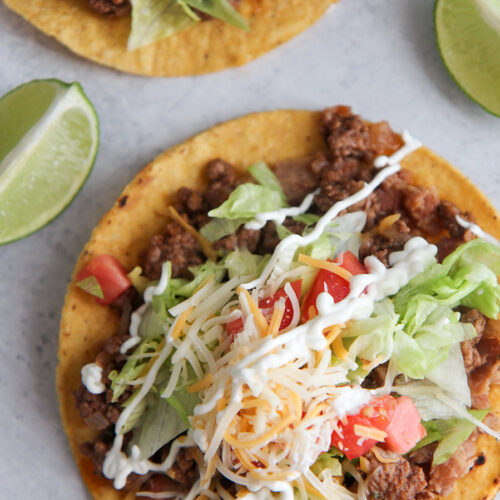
[377,213,401,234]
[332,335,348,360]
[225,413,296,450]
[371,446,399,464]
[353,425,387,442]
[188,373,215,393]
[359,456,370,473]
[237,286,268,337]
[298,254,352,281]
[266,303,285,338]
[170,306,194,340]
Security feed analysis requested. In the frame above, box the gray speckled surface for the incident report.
[1,0,499,498]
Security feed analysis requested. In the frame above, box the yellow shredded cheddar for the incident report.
[372,446,399,463]
[353,424,387,442]
[225,413,295,449]
[216,396,227,412]
[267,304,285,338]
[303,402,328,421]
[359,456,370,473]
[377,213,401,234]
[170,306,194,340]
[187,373,214,393]
[237,286,268,336]
[298,253,352,281]
[307,305,317,321]
[316,324,343,365]
[332,334,348,360]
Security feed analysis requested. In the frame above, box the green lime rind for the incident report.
[0,79,99,245]
[435,0,500,118]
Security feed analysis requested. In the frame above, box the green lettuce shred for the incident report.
[392,240,500,379]
[108,337,162,401]
[415,409,489,466]
[128,0,246,50]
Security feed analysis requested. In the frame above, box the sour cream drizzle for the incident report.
[244,189,319,231]
[242,130,421,292]
[81,362,105,394]
[104,434,194,490]
[121,262,172,354]
[198,237,437,416]
[100,129,426,496]
[456,215,500,246]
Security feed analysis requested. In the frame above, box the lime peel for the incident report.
[435,0,500,117]
[0,79,99,245]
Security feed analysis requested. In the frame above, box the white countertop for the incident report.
[1,0,499,498]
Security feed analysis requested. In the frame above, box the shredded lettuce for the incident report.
[200,217,247,242]
[415,409,488,466]
[342,299,399,365]
[121,389,149,434]
[208,183,286,220]
[152,260,224,320]
[131,395,189,459]
[130,365,200,459]
[128,0,198,50]
[311,450,343,477]
[184,0,248,29]
[127,266,151,293]
[76,276,104,299]
[108,337,162,401]
[248,162,287,203]
[128,0,246,50]
[224,249,269,280]
[392,240,500,379]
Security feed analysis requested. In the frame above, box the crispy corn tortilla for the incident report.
[58,110,500,499]
[4,0,336,76]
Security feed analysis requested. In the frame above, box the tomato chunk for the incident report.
[76,255,132,306]
[383,396,427,454]
[301,251,367,322]
[226,280,302,338]
[331,395,426,460]
[331,395,395,460]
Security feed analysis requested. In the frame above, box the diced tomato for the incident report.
[331,395,426,460]
[382,396,427,455]
[225,316,245,338]
[331,395,395,460]
[301,251,367,322]
[76,255,132,306]
[225,280,302,339]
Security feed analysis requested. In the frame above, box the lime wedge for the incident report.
[435,0,500,117]
[0,79,99,245]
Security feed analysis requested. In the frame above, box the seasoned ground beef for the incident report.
[459,307,487,374]
[365,451,427,500]
[273,157,318,205]
[417,432,478,499]
[74,334,130,431]
[143,222,204,280]
[88,0,131,16]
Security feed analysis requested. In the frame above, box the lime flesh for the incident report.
[0,79,99,245]
[435,0,500,117]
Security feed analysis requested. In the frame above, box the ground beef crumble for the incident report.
[77,106,500,497]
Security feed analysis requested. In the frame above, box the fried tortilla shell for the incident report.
[58,110,500,499]
[4,0,336,76]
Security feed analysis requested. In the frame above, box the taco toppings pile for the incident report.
[69,107,500,499]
